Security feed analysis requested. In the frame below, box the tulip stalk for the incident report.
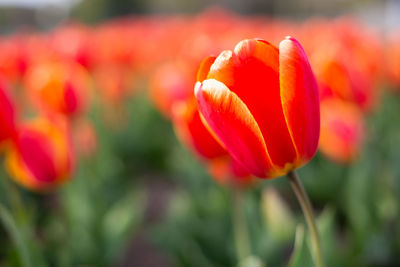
[287,171,324,267]
[232,185,251,264]
[0,177,32,267]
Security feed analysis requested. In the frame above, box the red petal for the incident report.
[172,99,226,159]
[0,79,16,141]
[195,79,277,178]
[16,128,58,183]
[279,37,320,165]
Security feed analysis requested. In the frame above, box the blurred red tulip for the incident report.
[195,37,319,178]
[302,19,382,112]
[93,22,137,69]
[0,37,29,83]
[319,98,365,164]
[0,77,17,143]
[172,98,251,185]
[313,52,375,112]
[5,117,74,191]
[24,60,91,117]
[149,61,193,117]
[49,24,94,70]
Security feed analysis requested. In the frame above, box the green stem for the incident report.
[0,203,32,267]
[2,177,46,267]
[287,171,324,267]
[4,177,26,221]
[232,185,251,263]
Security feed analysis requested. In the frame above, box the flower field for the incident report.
[0,7,400,267]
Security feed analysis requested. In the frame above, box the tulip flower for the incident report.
[195,37,319,178]
[195,37,324,267]
[0,77,17,143]
[49,24,94,70]
[149,61,194,118]
[5,117,74,191]
[0,38,28,83]
[319,98,365,164]
[24,61,91,117]
[313,54,375,112]
[172,98,251,185]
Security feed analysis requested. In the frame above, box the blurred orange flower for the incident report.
[319,98,365,164]
[24,60,91,117]
[149,61,194,118]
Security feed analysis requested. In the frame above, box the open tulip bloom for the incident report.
[195,37,324,266]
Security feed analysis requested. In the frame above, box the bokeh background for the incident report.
[0,0,400,266]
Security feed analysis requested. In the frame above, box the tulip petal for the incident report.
[207,39,297,168]
[172,99,227,159]
[17,129,58,183]
[197,56,216,82]
[207,50,236,87]
[195,79,277,178]
[0,80,16,141]
[279,37,320,164]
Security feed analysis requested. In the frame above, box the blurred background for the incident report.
[0,0,400,266]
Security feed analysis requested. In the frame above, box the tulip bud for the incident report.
[195,37,319,178]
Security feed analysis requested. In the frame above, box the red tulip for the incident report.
[0,77,17,143]
[319,98,365,164]
[149,61,194,118]
[312,52,375,112]
[24,60,91,117]
[0,37,29,83]
[49,24,94,70]
[172,98,252,185]
[5,117,74,191]
[195,37,319,178]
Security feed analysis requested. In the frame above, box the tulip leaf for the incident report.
[0,204,32,267]
[287,224,312,267]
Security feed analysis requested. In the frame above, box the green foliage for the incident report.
[1,91,400,266]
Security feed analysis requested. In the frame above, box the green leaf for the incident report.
[0,204,32,267]
[287,224,312,267]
